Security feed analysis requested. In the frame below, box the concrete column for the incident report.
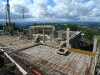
[95,48,99,66]
[17,30,19,37]
[35,28,37,33]
[3,27,5,33]
[37,28,39,33]
[66,28,70,47]
[43,28,45,43]
[93,38,97,52]
[52,27,55,42]
[50,33,52,42]
[33,28,35,34]
[29,28,31,36]
[52,30,54,42]
[26,30,28,37]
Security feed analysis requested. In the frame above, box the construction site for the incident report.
[0,0,99,75]
[0,26,99,75]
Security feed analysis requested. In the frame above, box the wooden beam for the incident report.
[63,47,96,56]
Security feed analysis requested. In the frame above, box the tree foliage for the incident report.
[64,24,79,31]
[0,24,3,30]
[83,29,93,43]
[32,23,37,26]
[53,24,79,31]
[13,26,20,31]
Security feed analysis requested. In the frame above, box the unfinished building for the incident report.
[58,30,76,41]
[28,25,55,43]
[0,26,98,75]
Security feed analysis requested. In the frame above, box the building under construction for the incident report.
[0,25,99,75]
[0,0,99,74]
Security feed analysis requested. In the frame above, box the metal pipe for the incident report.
[6,0,11,34]
[22,8,24,19]
[7,0,9,4]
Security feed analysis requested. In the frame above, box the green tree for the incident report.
[0,24,3,30]
[32,23,37,26]
[13,26,20,31]
[83,29,93,45]
[64,24,79,31]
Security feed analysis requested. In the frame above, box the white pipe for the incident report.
[0,49,28,75]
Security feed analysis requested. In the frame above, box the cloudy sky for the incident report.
[0,0,100,23]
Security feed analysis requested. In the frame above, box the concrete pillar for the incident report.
[35,28,36,33]
[66,28,70,47]
[52,30,54,42]
[17,30,19,37]
[37,28,39,33]
[29,28,31,36]
[43,28,45,43]
[50,33,52,42]
[3,27,5,33]
[26,30,28,37]
[93,38,97,52]
[95,48,99,66]
[34,28,35,34]
[52,27,55,42]
[20,32,21,37]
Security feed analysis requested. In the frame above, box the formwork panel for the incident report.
[19,45,95,75]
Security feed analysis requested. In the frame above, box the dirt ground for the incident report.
[0,52,22,75]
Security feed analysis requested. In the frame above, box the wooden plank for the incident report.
[63,47,96,56]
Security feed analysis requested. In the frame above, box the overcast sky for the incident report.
[0,0,100,23]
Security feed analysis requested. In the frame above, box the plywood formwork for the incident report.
[19,45,96,75]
